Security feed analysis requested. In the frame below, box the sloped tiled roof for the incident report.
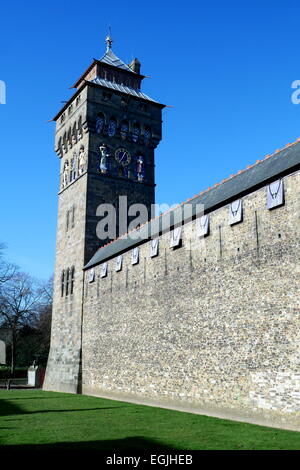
[84,138,300,269]
[91,77,159,103]
[99,49,134,72]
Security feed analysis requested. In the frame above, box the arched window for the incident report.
[72,122,77,145]
[67,128,72,150]
[95,113,105,134]
[61,270,65,297]
[58,137,62,155]
[132,123,140,143]
[77,116,83,140]
[70,266,75,295]
[120,120,129,140]
[107,118,117,137]
[62,133,67,154]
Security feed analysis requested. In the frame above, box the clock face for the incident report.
[115,148,131,167]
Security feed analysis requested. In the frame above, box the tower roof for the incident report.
[99,48,135,73]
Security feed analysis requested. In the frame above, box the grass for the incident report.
[0,389,299,451]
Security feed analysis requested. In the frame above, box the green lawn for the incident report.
[0,389,299,450]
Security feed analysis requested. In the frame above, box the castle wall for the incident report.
[82,169,300,430]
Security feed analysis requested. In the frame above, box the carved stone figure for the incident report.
[99,144,111,174]
[72,134,77,146]
[63,160,69,187]
[77,129,82,140]
[136,156,145,182]
[78,148,86,175]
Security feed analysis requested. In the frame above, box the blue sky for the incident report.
[1,0,300,279]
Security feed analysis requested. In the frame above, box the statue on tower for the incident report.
[136,156,145,182]
[99,143,111,174]
[78,147,86,175]
[62,160,69,188]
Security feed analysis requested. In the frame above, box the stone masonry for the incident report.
[82,169,300,430]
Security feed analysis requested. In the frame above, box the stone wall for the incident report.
[43,173,87,393]
[82,169,300,430]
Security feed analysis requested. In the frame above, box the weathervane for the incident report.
[105,27,113,51]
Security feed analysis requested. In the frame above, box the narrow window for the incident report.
[70,266,75,294]
[61,270,65,297]
[66,268,70,296]
[72,205,75,228]
[66,210,70,231]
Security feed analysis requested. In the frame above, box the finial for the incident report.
[105,26,113,51]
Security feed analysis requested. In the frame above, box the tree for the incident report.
[0,271,47,375]
[0,243,17,285]
[32,277,53,366]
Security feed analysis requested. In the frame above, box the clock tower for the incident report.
[44,35,165,393]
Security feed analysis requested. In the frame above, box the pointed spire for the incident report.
[105,27,113,52]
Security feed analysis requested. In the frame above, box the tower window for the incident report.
[95,113,105,134]
[61,266,75,297]
[61,270,65,297]
[107,118,117,137]
[70,266,75,295]
[67,128,72,150]
[71,205,75,228]
[66,268,70,296]
[62,133,67,154]
[132,123,140,143]
[66,210,70,232]
[72,123,77,145]
[77,116,83,141]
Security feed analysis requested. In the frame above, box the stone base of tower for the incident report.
[43,296,83,394]
[43,352,81,394]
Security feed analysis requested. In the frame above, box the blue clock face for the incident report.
[115,148,131,166]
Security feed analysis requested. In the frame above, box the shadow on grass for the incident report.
[0,398,127,417]
[0,436,176,452]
